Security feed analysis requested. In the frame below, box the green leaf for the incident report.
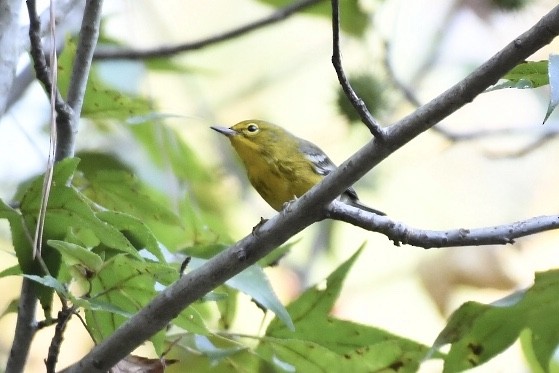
[268,246,364,333]
[78,169,181,227]
[173,306,211,335]
[226,264,294,331]
[129,122,228,246]
[84,255,178,349]
[23,275,68,296]
[257,0,369,37]
[47,240,103,273]
[175,334,256,370]
[58,39,152,121]
[0,264,21,278]
[187,257,293,331]
[191,335,247,362]
[264,246,429,372]
[21,186,140,259]
[216,285,238,330]
[257,241,295,268]
[490,60,549,91]
[0,299,20,319]
[95,211,165,262]
[434,270,559,372]
[74,298,133,318]
[0,195,58,315]
[257,338,411,372]
[544,54,559,123]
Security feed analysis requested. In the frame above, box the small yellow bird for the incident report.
[211,120,384,215]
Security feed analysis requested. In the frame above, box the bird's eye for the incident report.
[247,124,259,133]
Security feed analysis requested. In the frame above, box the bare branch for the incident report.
[59,0,103,159]
[26,0,72,129]
[93,0,324,61]
[61,5,559,372]
[327,200,559,248]
[383,39,555,147]
[6,279,38,373]
[45,306,74,373]
[3,0,84,117]
[6,2,67,371]
[331,0,384,138]
[8,2,103,372]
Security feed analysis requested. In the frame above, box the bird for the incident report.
[211,120,384,215]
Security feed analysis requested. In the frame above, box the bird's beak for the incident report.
[211,126,237,137]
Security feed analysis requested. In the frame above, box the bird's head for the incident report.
[211,120,286,151]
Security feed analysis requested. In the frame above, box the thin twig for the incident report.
[382,38,556,148]
[45,305,75,373]
[326,200,559,248]
[93,0,324,61]
[26,0,72,126]
[331,0,384,139]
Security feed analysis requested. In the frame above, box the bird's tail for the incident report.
[349,199,386,216]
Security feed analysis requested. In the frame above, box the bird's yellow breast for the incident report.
[233,141,322,211]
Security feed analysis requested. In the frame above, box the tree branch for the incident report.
[383,38,556,149]
[7,2,103,372]
[58,0,103,159]
[327,200,559,247]
[45,306,74,373]
[6,278,38,373]
[61,5,559,373]
[2,0,84,119]
[26,0,73,132]
[93,0,324,61]
[331,0,384,138]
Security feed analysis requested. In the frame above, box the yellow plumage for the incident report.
[211,120,384,215]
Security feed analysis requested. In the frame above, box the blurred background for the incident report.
[1,0,559,371]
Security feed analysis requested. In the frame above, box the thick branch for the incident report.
[62,5,559,373]
[327,201,559,247]
[93,0,324,61]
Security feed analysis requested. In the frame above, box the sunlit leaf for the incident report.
[84,255,178,350]
[47,240,104,273]
[23,275,68,296]
[58,39,152,121]
[0,264,21,278]
[187,257,293,331]
[95,211,165,262]
[0,299,19,319]
[265,245,430,371]
[173,306,211,335]
[192,335,246,362]
[257,337,410,372]
[500,60,548,88]
[434,270,559,372]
